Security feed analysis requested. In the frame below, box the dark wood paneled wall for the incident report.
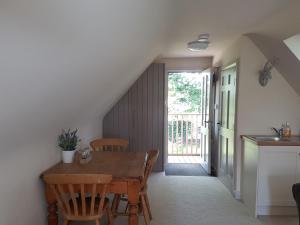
[102,63,165,171]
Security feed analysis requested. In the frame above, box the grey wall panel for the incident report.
[157,64,165,171]
[102,63,165,171]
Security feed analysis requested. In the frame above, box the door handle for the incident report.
[217,122,222,125]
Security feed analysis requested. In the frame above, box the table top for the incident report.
[42,151,147,181]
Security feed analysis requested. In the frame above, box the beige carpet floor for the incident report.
[75,173,297,225]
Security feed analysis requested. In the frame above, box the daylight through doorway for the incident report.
[167,71,205,162]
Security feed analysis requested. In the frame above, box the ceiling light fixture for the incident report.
[187,34,210,51]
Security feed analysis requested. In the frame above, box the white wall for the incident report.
[246,33,300,97]
[214,36,300,195]
[238,37,300,136]
[155,57,213,71]
[0,140,61,225]
[0,1,175,224]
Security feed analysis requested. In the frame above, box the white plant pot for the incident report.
[62,150,76,163]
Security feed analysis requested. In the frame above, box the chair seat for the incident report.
[67,197,109,220]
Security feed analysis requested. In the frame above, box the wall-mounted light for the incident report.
[258,57,279,87]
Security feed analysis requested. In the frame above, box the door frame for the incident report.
[216,60,239,196]
[164,69,213,169]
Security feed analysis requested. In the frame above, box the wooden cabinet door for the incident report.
[218,62,237,192]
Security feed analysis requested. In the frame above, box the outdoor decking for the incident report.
[168,155,201,164]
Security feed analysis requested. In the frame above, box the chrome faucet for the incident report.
[272,127,283,137]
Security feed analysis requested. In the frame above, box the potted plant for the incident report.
[58,129,80,163]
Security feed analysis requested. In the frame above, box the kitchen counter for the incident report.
[242,135,300,217]
[242,135,300,146]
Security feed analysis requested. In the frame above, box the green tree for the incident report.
[168,72,202,113]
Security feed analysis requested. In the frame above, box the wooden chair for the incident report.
[90,138,129,152]
[112,149,159,225]
[44,174,114,225]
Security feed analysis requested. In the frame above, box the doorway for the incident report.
[166,69,212,176]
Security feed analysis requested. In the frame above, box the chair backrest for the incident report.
[141,149,159,189]
[44,174,112,219]
[90,138,129,152]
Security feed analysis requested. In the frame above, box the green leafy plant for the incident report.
[168,72,202,113]
[58,129,80,151]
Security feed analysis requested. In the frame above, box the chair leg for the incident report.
[111,194,121,217]
[95,219,100,225]
[144,193,153,220]
[106,207,114,225]
[63,219,69,225]
[124,202,129,213]
[116,195,121,210]
[138,196,143,215]
[141,195,150,225]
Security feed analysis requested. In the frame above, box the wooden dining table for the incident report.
[41,151,147,225]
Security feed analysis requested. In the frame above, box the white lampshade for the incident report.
[187,34,210,51]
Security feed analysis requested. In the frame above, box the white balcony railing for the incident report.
[168,113,204,156]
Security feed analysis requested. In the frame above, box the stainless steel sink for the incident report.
[253,136,280,141]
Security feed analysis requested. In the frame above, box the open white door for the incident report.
[199,69,212,174]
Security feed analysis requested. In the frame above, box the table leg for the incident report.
[127,181,140,225]
[45,185,58,225]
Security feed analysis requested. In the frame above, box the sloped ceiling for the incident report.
[162,0,296,58]
[246,33,300,96]
[249,0,300,40]
[0,0,175,146]
[0,0,299,147]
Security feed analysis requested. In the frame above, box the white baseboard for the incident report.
[234,190,241,200]
[257,206,298,216]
